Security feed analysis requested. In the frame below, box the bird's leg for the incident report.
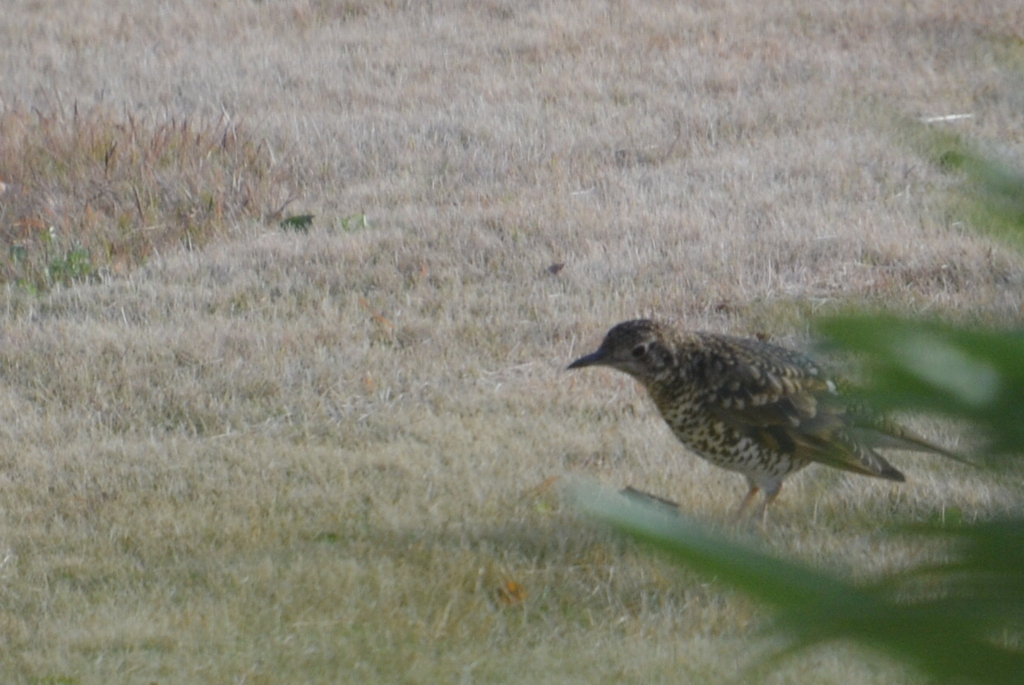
[752,482,783,525]
[733,480,760,521]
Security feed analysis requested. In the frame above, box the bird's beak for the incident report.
[567,350,605,370]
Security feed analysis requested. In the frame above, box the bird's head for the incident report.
[568,319,675,384]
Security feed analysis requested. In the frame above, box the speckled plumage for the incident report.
[568,319,956,520]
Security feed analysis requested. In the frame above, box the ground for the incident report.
[0,1,1022,682]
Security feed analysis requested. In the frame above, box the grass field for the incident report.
[1,1,1023,682]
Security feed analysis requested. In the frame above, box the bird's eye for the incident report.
[631,344,647,358]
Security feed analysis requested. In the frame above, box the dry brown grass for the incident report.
[0,0,1023,682]
[0,106,294,291]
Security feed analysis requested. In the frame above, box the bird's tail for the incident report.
[849,421,976,468]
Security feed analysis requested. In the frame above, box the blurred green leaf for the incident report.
[817,316,1024,457]
[575,483,1024,685]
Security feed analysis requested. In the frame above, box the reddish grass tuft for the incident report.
[0,105,295,290]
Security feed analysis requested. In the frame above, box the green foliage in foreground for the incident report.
[578,125,1024,684]
[574,486,1024,685]
[818,315,1024,458]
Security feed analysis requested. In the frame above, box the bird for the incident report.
[567,319,960,522]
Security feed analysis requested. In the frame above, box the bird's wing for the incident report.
[699,339,904,479]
